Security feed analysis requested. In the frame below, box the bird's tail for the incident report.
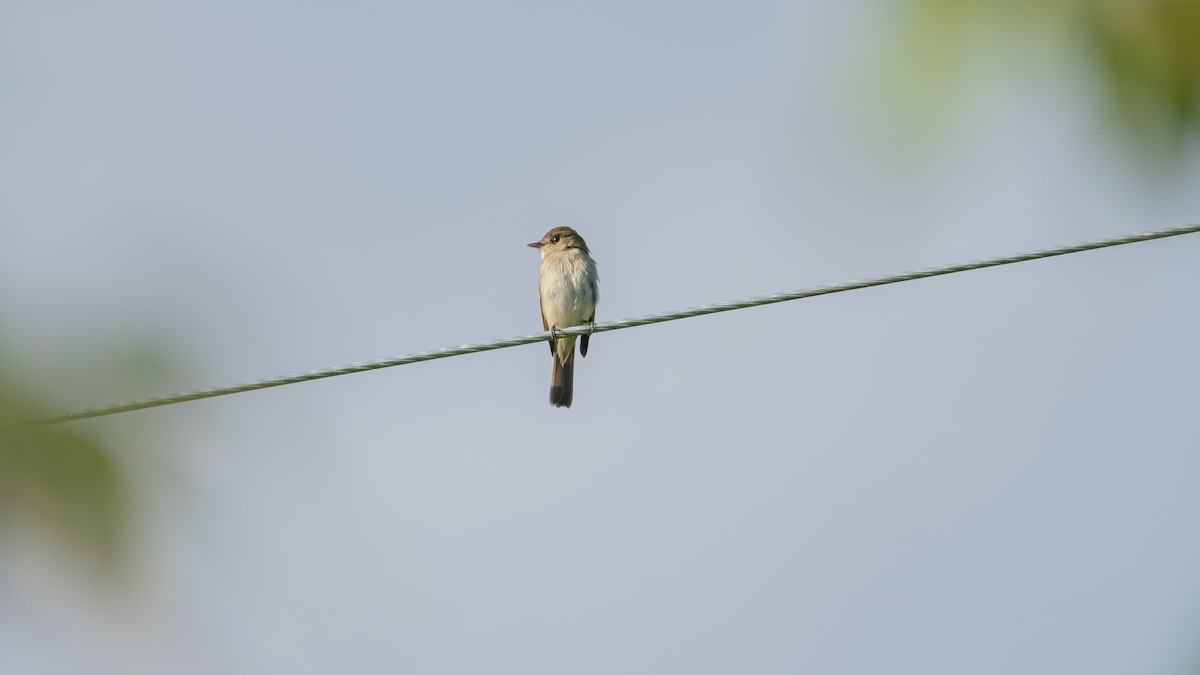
[550,349,574,408]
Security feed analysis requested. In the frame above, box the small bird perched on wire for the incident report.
[528,227,599,408]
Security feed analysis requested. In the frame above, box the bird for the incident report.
[528,227,599,408]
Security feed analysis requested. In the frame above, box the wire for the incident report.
[7,223,1199,429]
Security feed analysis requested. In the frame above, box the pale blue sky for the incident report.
[2,1,1199,674]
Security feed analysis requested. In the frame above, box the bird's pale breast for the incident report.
[539,249,598,330]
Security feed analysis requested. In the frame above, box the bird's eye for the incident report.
[551,236,560,244]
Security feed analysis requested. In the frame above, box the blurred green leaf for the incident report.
[0,387,130,572]
[885,0,1200,164]
[1084,0,1200,157]
[0,318,183,577]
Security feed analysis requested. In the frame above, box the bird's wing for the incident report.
[538,274,553,355]
[581,270,598,357]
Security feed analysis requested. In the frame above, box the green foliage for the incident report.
[1085,0,1200,156]
[888,0,1200,163]
[0,387,130,572]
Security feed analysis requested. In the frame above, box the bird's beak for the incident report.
[527,241,543,248]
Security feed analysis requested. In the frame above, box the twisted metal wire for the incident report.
[11,223,1200,429]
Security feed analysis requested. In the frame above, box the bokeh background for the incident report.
[3,1,1199,673]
